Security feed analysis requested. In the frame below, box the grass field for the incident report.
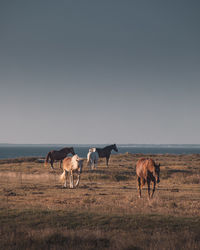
[0,153,200,249]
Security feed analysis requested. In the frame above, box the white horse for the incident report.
[87,148,95,164]
[87,148,99,170]
[60,154,84,188]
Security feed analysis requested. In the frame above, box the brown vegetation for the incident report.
[0,153,200,249]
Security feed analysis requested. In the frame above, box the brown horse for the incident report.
[95,144,118,167]
[136,158,160,199]
[45,147,75,169]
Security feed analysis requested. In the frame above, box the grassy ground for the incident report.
[0,153,200,249]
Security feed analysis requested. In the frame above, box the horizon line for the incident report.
[1,143,200,146]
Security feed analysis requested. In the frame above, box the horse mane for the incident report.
[71,154,79,169]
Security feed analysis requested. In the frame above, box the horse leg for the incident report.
[93,161,95,170]
[92,160,94,170]
[93,159,96,170]
[90,160,92,170]
[64,171,68,188]
[60,160,63,170]
[95,159,98,169]
[137,177,142,198]
[106,156,110,167]
[71,174,74,188]
[147,178,151,199]
[93,158,97,170]
[151,179,156,198]
[88,158,92,170]
[50,160,54,170]
[69,174,72,188]
[75,174,80,187]
[70,171,74,188]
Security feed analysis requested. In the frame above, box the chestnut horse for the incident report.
[60,155,84,188]
[45,147,75,170]
[136,158,160,199]
[95,144,118,167]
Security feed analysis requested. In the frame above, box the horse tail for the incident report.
[45,152,51,166]
[60,170,67,183]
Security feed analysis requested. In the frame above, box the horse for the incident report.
[45,147,75,170]
[87,148,99,170]
[60,154,84,188]
[136,158,160,199]
[95,144,118,167]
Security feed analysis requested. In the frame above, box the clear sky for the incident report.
[0,0,200,144]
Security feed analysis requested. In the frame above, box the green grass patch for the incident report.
[1,209,200,232]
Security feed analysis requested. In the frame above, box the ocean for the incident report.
[0,144,200,159]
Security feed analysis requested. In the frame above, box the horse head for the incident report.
[155,163,160,183]
[113,144,118,152]
[72,155,83,173]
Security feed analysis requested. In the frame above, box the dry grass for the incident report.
[0,154,200,249]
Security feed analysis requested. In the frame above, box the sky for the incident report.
[0,0,200,144]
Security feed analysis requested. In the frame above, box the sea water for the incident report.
[0,144,200,159]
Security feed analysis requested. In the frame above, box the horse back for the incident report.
[96,148,108,158]
[51,150,68,160]
[136,158,156,180]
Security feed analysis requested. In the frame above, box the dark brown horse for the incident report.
[96,144,118,167]
[45,147,75,170]
[136,158,160,199]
